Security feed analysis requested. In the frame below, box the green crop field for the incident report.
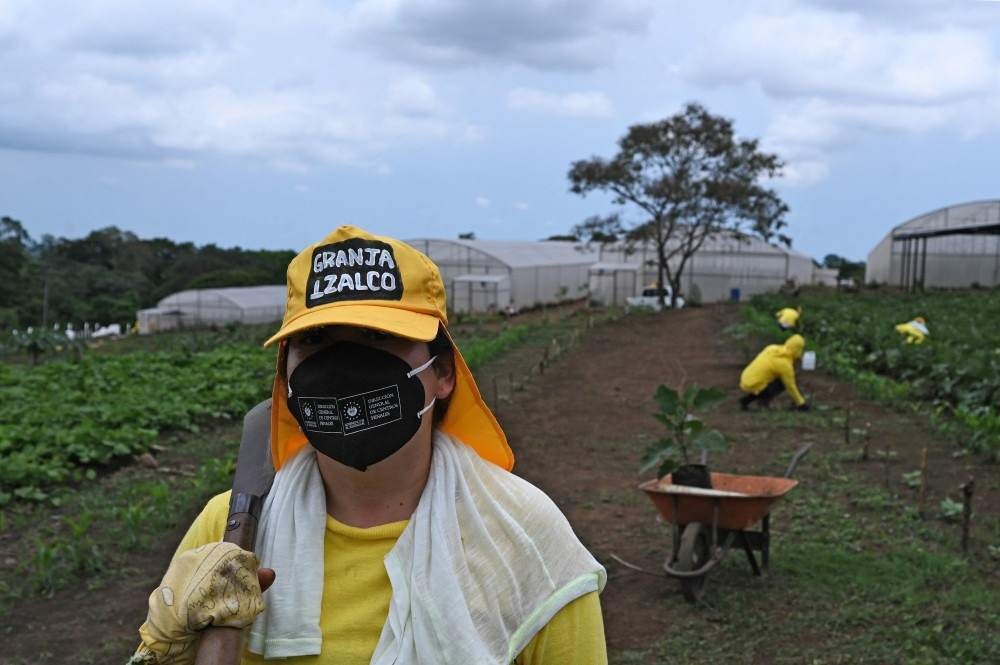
[0,322,543,506]
[742,289,1000,460]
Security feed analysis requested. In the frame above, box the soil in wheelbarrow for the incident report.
[492,304,1000,662]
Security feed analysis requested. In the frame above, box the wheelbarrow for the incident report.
[637,444,811,602]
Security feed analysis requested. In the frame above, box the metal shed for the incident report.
[450,274,511,314]
[592,233,815,304]
[866,200,1000,289]
[588,263,639,307]
[136,285,286,334]
[405,238,598,312]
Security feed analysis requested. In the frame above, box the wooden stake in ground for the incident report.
[882,443,892,493]
[918,447,928,518]
[540,347,548,374]
[844,403,851,446]
[961,477,975,553]
[492,376,499,416]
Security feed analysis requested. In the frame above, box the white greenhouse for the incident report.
[137,285,286,334]
[590,233,815,304]
[866,200,1000,289]
[405,239,598,313]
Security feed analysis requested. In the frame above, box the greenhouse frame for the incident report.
[591,233,815,304]
[137,285,286,334]
[405,238,598,313]
[866,200,1000,289]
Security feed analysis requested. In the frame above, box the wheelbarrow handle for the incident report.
[784,443,813,478]
[663,550,724,579]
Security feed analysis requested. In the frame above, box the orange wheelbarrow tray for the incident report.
[637,444,811,602]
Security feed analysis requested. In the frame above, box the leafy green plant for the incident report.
[743,290,1000,459]
[901,470,922,489]
[0,343,275,503]
[640,384,728,477]
[939,498,964,522]
[27,540,64,594]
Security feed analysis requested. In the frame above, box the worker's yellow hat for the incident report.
[264,225,513,472]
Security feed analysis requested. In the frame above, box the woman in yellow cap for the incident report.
[738,334,810,411]
[895,316,928,344]
[131,226,607,665]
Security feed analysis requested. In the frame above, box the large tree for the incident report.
[0,217,33,327]
[568,103,789,307]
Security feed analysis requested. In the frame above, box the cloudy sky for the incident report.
[3,0,1000,261]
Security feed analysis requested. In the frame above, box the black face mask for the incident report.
[287,341,437,471]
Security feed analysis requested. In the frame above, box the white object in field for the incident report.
[801,351,816,371]
[92,323,122,338]
[653,482,751,498]
[624,286,686,312]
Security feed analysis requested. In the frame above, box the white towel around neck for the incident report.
[247,431,606,663]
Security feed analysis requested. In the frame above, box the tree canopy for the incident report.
[0,219,294,330]
[568,102,789,306]
[822,253,866,283]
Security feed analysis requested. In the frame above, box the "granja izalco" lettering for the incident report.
[312,248,396,273]
[311,270,397,299]
[305,239,404,307]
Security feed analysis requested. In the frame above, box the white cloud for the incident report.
[386,77,439,116]
[513,201,529,211]
[686,11,994,105]
[0,1,484,168]
[475,196,491,208]
[349,0,655,70]
[684,3,1000,186]
[507,87,613,117]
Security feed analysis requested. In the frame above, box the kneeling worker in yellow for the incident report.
[739,334,810,411]
[775,305,801,330]
[129,226,607,665]
[895,316,928,345]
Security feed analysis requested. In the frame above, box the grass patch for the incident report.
[614,393,999,664]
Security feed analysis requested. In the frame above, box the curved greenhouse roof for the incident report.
[158,285,286,310]
[137,285,287,334]
[890,199,1000,239]
[406,238,598,268]
[406,238,597,312]
[866,200,1000,288]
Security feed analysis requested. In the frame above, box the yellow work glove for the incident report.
[128,542,267,665]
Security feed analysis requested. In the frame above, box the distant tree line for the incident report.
[821,253,866,284]
[0,216,294,330]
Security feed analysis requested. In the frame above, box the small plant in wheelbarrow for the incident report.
[640,384,728,488]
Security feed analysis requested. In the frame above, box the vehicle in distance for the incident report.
[625,286,686,312]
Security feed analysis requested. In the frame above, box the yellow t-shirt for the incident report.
[175,491,607,665]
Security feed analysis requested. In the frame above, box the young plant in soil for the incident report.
[640,384,728,487]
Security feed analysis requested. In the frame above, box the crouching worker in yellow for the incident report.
[895,316,928,345]
[738,334,810,412]
[775,306,802,330]
[129,226,607,665]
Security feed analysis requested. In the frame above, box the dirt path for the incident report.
[493,304,998,656]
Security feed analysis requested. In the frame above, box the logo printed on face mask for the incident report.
[306,238,404,308]
[296,385,403,435]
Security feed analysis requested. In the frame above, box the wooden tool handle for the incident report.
[194,501,260,665]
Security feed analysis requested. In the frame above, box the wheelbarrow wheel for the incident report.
[673,522,710,602]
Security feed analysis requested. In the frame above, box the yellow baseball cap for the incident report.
[264,225,514,472]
